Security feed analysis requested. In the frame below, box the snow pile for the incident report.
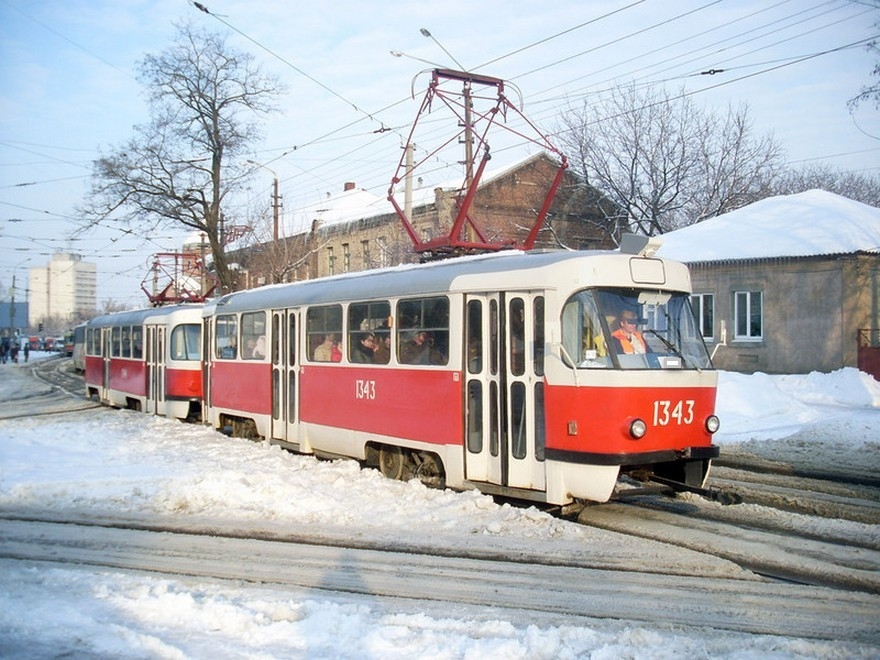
[716,367,880,443]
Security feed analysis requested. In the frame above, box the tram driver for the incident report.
[611,310,648,355]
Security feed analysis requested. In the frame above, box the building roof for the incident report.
[284,152,556,237]
[657,190,880,263]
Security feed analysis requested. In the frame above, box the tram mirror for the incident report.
[638,292,670,306]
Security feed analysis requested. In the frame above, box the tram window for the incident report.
[86,329,96,356]
[215,315,238,359]
[511,381,527,460]
[288,372,297,422]
[466,300,482,374]
[121,327,131,358]
[288,314,296,364]
[241,311,267,360]
[111,327,121,357]
[489,299,498,375]
[533,297,545,377]
[307,305,342,362]
[348,301,391,365]
[272,314,280,365]
[561,291,610,369]
[131,326,143,360]
[170,324,201,361]
[534,382,545,461]
[510,298,525,376]
[467,380,482,453]
[397,296,449,365]
[489,382,499,457]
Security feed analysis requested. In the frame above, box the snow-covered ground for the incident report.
[1,355,878,658]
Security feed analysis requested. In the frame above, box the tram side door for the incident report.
[144,325,165,416]
[464,293,546,493]
[270,309,300,445]
[145,326,156,414]
[463,294,502,484]
[100,327,111,403]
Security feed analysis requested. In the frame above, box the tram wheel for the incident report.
[379,445,407,481]
[413,452,445,489]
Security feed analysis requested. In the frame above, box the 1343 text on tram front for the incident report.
[652,399,694,426]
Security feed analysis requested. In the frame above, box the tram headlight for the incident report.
[705,415,720,434]
[629,418,647,439]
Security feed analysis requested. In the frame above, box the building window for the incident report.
[342,243,351,272]
[734,290,762,340]
[361,240,370,269]
[327,247,335,275]
[692,293,715,340]
[378,237,388,268]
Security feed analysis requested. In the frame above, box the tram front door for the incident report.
[464,292,546,494]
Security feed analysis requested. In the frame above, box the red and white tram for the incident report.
[203,243,719,504]
[84,304,204,421]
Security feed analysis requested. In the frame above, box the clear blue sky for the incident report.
[1,0,878,307]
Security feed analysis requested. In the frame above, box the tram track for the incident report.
[1,516,878,643]
[0,357,98,420]
[577,477,880,595]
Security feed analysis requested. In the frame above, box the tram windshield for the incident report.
[561,288,712,370]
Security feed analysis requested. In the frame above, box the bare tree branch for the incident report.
[80,22,284,293]
[557,84,783,237]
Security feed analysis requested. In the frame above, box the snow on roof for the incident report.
[286,186,389,236]
[657,190,880,263]
[285,152,556,236]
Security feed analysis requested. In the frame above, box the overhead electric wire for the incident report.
[510,0,725,82]
[472,0,650,71]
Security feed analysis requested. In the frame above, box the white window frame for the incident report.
[734,290,763,341]
[691,293,715,341]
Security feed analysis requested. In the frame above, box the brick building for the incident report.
[234,153,615,286]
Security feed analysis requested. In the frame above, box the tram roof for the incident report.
[86,303,203,328]
[206,248,677,314]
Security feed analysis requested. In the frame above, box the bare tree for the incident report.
[849,22,880,111]
[558,84,783,239]
[232,209,324,286]
[771,163,880,207]
[81,23,284,291]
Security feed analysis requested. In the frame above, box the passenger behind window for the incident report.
[221,336,237,359]
[400,330,444,365]
[373,329,391,364]
[351,332,377,363]
[314,334,342,362]
[243,335,266,360]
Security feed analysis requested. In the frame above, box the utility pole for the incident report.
[247,160,282,243]
[271,175,280,243]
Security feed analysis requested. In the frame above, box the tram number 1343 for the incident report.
[653,399,696,426]
[356,379,377,400]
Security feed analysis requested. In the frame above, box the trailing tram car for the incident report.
[203,241,720,504]
[70,323,87,372]
[84,304,204,421]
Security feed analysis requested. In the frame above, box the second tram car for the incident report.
[70,323,86,370]
[202,245,720,505]
[84,304,204,421]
